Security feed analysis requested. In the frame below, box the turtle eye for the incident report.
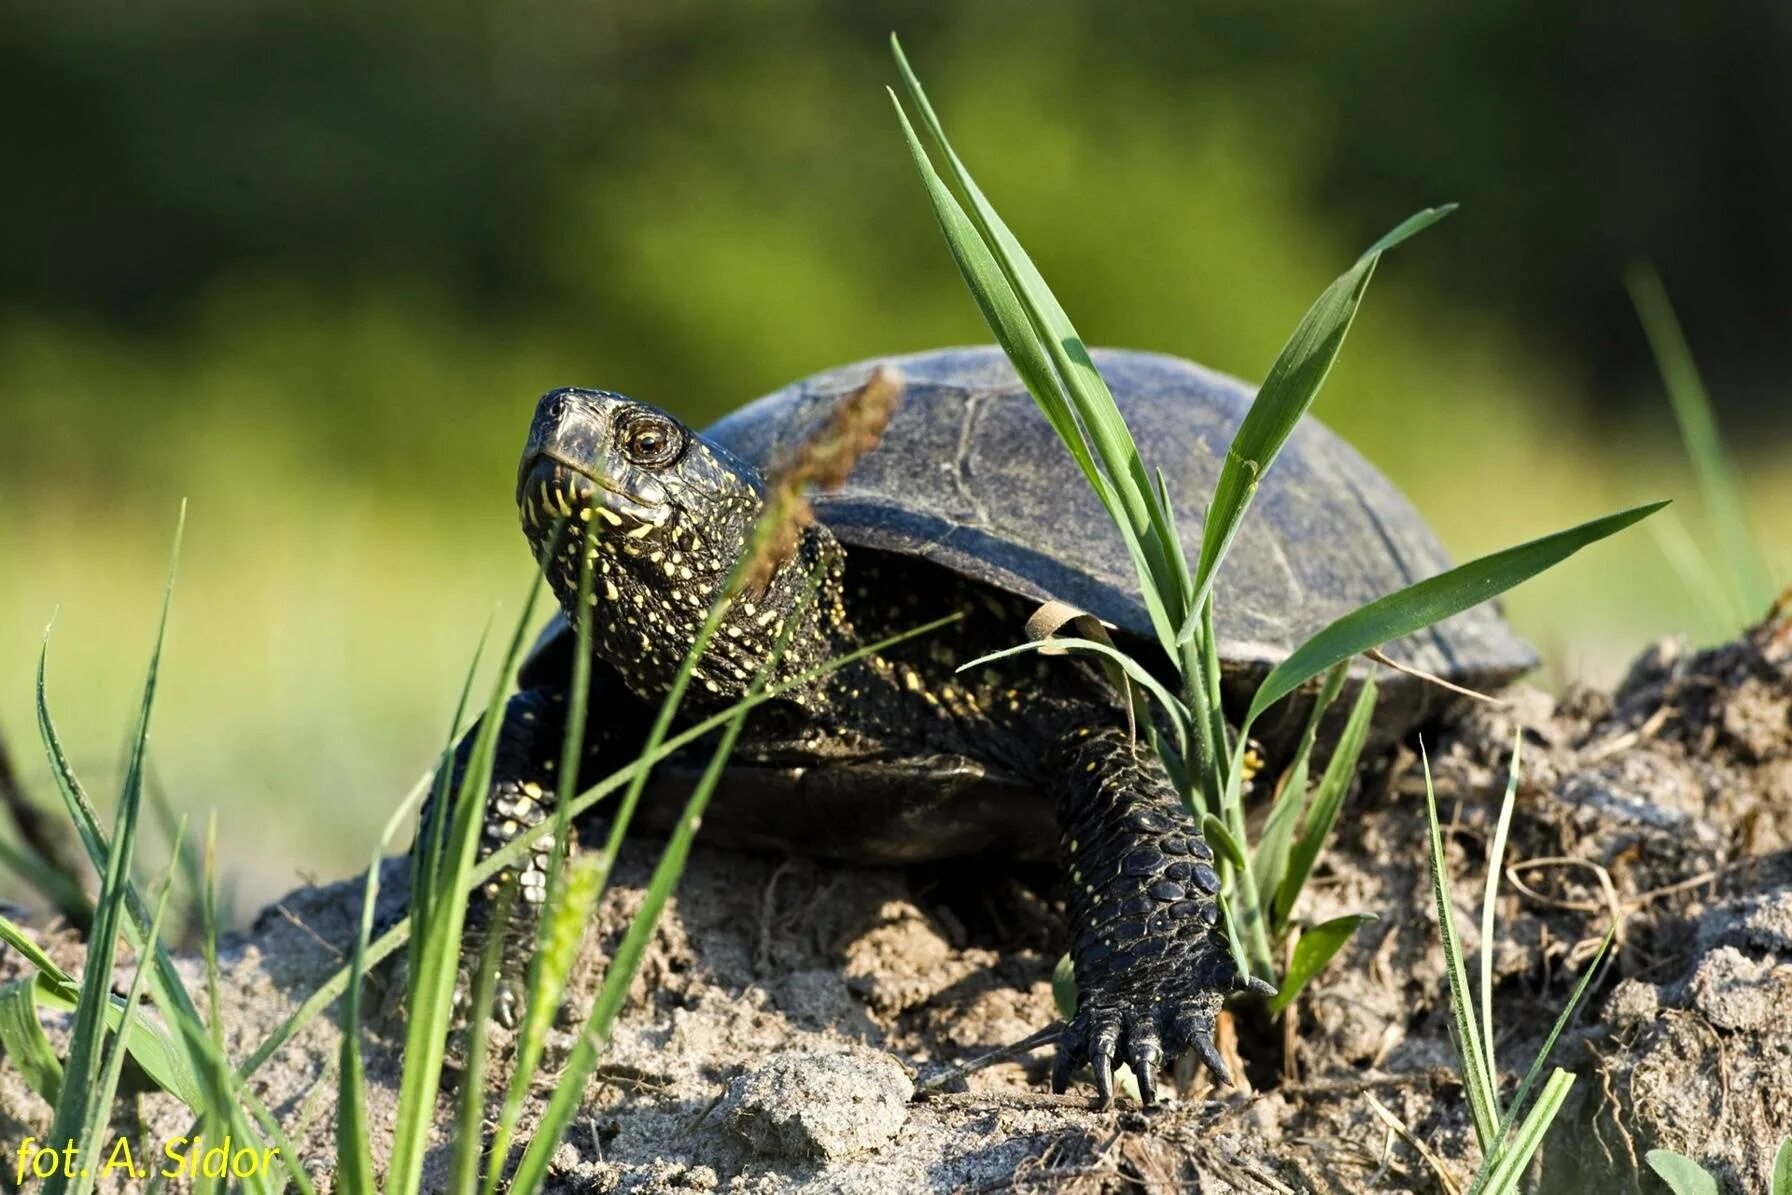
[618,411,683,468]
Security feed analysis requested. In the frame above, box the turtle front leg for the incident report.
[1050,724,1266,1107]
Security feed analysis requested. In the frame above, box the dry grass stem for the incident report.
[741,366,902,594]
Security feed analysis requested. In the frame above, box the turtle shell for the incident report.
[523,347,1535,739]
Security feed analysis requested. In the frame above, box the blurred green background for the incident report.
[2,1,1787,914]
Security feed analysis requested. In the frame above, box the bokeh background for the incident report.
[3,1,1787,914]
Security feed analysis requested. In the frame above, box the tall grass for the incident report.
[1628,265,1776,635]
[889,34,1662,1020]
[1420,737,1611,1193]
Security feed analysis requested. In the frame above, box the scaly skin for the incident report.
[418,386,1261,1105]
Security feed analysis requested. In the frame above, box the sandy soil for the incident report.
[1,604,1788,1192]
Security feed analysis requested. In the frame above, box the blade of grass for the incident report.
[1273,674,1377,929]
[483,854,601,1193]
[1180,207,1455,642]
[1482,923,1614,1176]
[1421,742,1500,1150]
[1628,264,1769,620]
[508,548,829,1194]
[338,762,435,1195]
[386,560,553,1195]
[1200,812,1247,873]
[0,977,63,1100]
[1246,502,1668,727]
[486,527,600,1194]
[449,879,518,1195]
[957,637,1191,755]
[0,916,200,1106]
[887,57,1183,659]
[1266,912,1376,1018]
[891,37,1186,604]
[1480,732,1522,1069]
[1774,1136,1792,1195]
[1214,890,1256,1000]
[1254,662,1348,915]
[1478,1068,1576,1194]
[42,509,182,1195]
[34,559,295,1195]
[510,686,759,1194]
[73,848,179,1195]
[1647,508,1739,640]
[409,616,494,973]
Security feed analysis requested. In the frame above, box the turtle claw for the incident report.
[1238,973,1278,999]
[1191,1030,1232,1087]
[1050,1038,1076,1095]
[1126,1033,1162,1108]
[1091,1047,1115,1108]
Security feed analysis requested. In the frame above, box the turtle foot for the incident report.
[1050,981,1228,1109]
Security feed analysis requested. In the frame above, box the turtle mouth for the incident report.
[518,453,668,537]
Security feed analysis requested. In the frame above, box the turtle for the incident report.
[435,345,1534,1107]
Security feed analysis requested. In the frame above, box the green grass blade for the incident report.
[1480,732,1522,1070]
[1247,502,1667,725]
[73,853,179,1195]
[1180,208,1453,643]
[1421,742,1500,1149]
[449,879,517,1195]
[1489,923,1613,1164]
[1478,1068,1576,1194]
[1649,504,1744,639]
[33,525,302,1195]
[0,914,73,981]
[509,700,757,1195]
[484,854,602,1194]
[1628,264,1769,621]
[958,637,1190,754]
[409,615,494,973]
[884,93,1109,510]
[885,96,1184,659]
[0,977,63,1100]
[1255,662,1348,920]
[887,51,1184,657]
[387,565,552,1195]
[1200,812,1247,873]
[1216,733,1274,978]
[1266,912,1376,1018]
[508,545,830,1194]
[1273,674,1377,928]
[890,37,1185,597]
[1774,1136,1792,1195]
[486,528,599,1194]
[1214,889,1256,993]
[337,769,432,1195]
[0,914,202,1106]
[42,506,182,1195]
[1644,1151,1720,1195]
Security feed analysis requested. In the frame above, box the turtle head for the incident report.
[519,388,761,555]
[517,387,828,701]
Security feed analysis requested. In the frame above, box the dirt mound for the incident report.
[1,609,1787,1192]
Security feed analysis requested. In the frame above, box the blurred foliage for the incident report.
[0,0,1786,908]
